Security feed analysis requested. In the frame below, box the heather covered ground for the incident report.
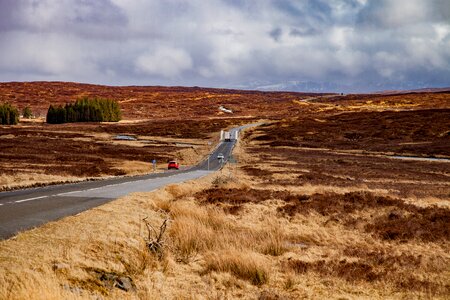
[0,83,449,298]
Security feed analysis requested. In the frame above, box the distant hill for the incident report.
[1,81,448,121]
[0,81,325,120]
[236,79,450,94]
[373,87,450,95]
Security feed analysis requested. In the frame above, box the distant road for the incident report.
[0,125,253,239]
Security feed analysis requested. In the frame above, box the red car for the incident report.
[167,161,179,170]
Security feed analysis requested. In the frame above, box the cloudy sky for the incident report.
[0,0,449,92]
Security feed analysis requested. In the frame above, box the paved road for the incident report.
[0,125,250,239]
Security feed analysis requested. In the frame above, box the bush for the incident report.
[0,103,19,125]
[22,106,33,119]
[47,97,121,124]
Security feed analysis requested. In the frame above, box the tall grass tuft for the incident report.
[204,250,270,286]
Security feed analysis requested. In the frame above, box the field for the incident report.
[254,109,449,157]
[0,81,315,190]
[0,82,449,299]
[0,117,254,190]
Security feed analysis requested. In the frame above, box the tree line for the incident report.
[47,97,121,124]
[0,103,19,125]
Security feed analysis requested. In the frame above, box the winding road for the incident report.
[0,125,251,239]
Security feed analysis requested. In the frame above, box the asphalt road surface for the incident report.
[0,125,251,239]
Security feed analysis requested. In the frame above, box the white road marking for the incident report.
[56,190,82,196]
[0,203,3,206]
[15,195,48,203]
[54,181,145,197]
[6,170,213,205]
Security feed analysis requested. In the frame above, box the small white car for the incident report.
[217,153,225,160]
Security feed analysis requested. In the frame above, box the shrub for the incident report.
[22,106,33,119]
[0,103,19,125]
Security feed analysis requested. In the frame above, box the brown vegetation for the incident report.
[252,109,450,157]
[0,84,449,298]
[0,118,254,190]
[225,105,448,297]
[1,162,448,298]
[321,91,450,110]
[276,191,450,242]
[0,81,321,119]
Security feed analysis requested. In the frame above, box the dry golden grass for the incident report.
[203,250,270,286]
[0,173,89,191]
[107,159,155,176]
[1,169,449,299]
[0,176,209,299]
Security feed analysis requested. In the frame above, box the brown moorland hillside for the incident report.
[252,109,450,157]
[0,81,324,119]
[1,81,449,190]
[1,81,449,119]
[312,92,450,111]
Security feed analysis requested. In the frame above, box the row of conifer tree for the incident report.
[0,103,19,125]
[0,97,120,125]
[46,97,121,124]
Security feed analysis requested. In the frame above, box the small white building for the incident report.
[219,106,233,114]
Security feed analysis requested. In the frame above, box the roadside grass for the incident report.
[0,173,89,191]
[203,249,270,286]
[0,178,200,299]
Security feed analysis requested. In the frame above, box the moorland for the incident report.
[0,82,320,190]
[0,82,449,299]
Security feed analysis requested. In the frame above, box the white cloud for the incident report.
[0,0,449,90]
[0,32,91,75]
[135,47,193,78]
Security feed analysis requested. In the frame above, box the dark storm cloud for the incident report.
[0,0,449,91]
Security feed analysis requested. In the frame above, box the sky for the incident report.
[0,0,449,92]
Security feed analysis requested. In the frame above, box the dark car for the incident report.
[168,161,179,170]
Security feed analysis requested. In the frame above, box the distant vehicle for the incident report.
[224,131,231,142]
[167,161,179,170]
[217,153,225,160]
[220,130,238,142]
